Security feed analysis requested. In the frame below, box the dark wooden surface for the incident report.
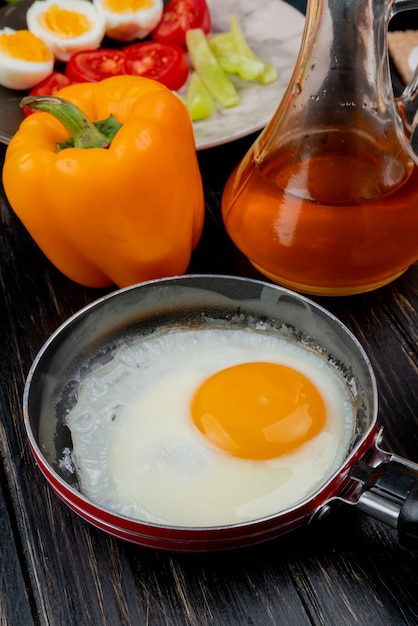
[1,2,418,625]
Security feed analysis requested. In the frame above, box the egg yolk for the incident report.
[37,5,92,38]
[103,0,154,12]
[0,30,53,62]
[191,362,327,460]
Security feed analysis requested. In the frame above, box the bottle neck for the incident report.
[258,0,394,149]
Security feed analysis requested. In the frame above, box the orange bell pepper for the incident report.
[2,75,204,288]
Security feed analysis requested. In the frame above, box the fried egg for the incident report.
[0,28,54,90]
[92,0,164,42]
[66,327,355,527]
[26,0,106,62]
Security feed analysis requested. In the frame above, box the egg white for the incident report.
[92,0,164,42]
[0,27,54,90]
[26,0,106,62]
[66,327,355,527]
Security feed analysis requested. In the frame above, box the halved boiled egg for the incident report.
[92,0,164,42]
[26,0,106,62]
[0,28,54,90]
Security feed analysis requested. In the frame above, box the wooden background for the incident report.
[1,0,418,624]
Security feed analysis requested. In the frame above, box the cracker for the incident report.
[388,30,418,84]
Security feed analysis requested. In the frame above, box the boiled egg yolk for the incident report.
[27,0,106,62]
[36,5,93,38]
[92,0,163,42]
[0,29,52,62]
[103,0,156,11]
[191,362,326,460]
[0,29,54,90]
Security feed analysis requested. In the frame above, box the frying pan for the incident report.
[23,275,418,552]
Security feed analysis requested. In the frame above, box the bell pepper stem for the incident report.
[20,95,122,151]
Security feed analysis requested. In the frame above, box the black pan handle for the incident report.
[350,455,418,549]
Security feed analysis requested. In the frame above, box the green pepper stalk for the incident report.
[20,95,122,151]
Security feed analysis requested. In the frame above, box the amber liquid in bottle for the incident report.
[222,128,418,295]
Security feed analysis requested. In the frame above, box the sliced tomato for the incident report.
[23,71,72,116]
[65,49,127,83]
[152,0,211,48]
[123,41,189,91]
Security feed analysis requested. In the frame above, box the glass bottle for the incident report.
[222,0,418,295]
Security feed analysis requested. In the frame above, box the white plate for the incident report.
[0,0,304,149]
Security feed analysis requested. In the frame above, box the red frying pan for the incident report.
[23,275,418,551]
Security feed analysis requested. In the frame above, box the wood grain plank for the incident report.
[0,474,34,626]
